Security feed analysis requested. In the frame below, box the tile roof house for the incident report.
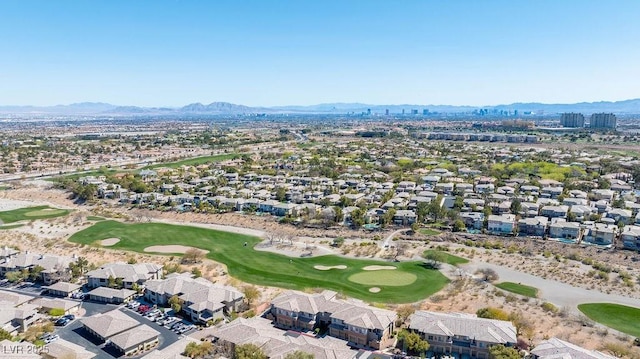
[408,311,517,359]
[270,290,396,350]
[86,262,162,289]
[531,337,615,359]
[144,273,244,324]
[620,225,640,251]
[80,309,139,342]
[42,338,96,359]
[108,324,160,357]
[202,316,357,359]
[0,252,75,285]
[87,287,137,304]
[42,281,82,298]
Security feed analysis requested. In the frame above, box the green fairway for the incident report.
[423,250,469,266]
[348,270,417,286]
[86,216,106,221]
[419,228,441,236]
[495,282,538,298]
[578,303,640,337]
[69,221,449,303]
[143,153,240,169]
[0,224,24,230]
[0,206,70,223]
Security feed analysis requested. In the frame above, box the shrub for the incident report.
[48,308,65,317]
[541,302,558,314]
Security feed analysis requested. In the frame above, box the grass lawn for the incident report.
[0,224,24,230]
[69,221,449,303]
[348,270,417,286]
[143,153,240,169]
[578,303,640,337]
[86,216,106,221]
[419,228,441,236]
[0,206,70,223]
[495,282,538,298]
[423,250,469,266]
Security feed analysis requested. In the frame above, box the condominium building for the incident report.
[560,113,585,128]
[589,113,617,129]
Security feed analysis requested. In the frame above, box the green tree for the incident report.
[423,251,447,269]
[452,219,466,232]
[381,208,396,228]
[395,304,416,325]
[5,271,24,283]
[235,343,267,359]
[350,208,365,228]
[0,328,12,341]
[397,329,430,355]
[284,350,315,359]
[416,201,429,222]
[107,275,116,288]
[275,187,287,202]
[28,265,45,282]
[242,285,260,307]
[488,344,520,359]
[510,198,522,215]
[169,295,184,313]
[183,341,214,358]
[476,307,510,321]
[191,267,202,278]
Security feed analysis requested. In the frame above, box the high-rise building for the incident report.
[385,109,389,116]
[590,113,617,129]
[560,113,585,128]
[411,109,418,115]
[422,109,429,115]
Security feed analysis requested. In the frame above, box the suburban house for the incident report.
[540,205,569,219]
[459,212,484,230]
[202,316,357,359]
[86,262,163,289]
[393,210,418,226]
[487,214,516,235]
[582,223,617,246]
[0,290,40,334]
[408,311,517,359]
[144,273,244,324]
[0,252,76,285]
[606,208,633,224]
[0,246,18,261]
[517,216,548,237]
[531,337,615,359]
[549,220,581,242]
[620,225,640,251]
[269,290,396,350]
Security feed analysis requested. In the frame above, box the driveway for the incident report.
[458,261,640,314]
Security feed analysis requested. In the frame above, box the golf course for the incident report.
[0,206,70,223]
[68,220,449,303]
[578,303,640,337]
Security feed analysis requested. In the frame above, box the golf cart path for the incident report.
[459,261,640,314]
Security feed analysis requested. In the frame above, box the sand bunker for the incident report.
[100,238,120,246]
[362,265,397,271]
[314,265,347,271]
[369,287,381,293]
[143,245,210,254]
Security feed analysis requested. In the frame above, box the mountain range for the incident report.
[2,99,640,116]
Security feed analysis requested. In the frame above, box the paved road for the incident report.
[380,229,405,249]
[457,261,640,315]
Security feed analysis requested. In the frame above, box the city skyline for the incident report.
[1,1,639,107]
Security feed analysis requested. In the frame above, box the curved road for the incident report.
[457,261,640,315]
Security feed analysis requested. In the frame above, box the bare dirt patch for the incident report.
[100,238,120,246]
[362,265,397,271]
[144,245,210,254]
[313,265,347,270]
[369,287,381,293]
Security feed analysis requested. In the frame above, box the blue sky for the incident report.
[1,0,639,107]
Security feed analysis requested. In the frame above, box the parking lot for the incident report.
[53,301,190,359]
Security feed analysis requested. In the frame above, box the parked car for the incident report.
[55,318,70,326]
[138,305,151,313]
[43,334,59,344]
[127,301,141,309]
[63,314,75,321]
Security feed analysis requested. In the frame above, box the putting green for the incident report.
[348,270,417,286]
[25,209,67,217]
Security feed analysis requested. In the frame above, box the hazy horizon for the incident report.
[1,1,639,107]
